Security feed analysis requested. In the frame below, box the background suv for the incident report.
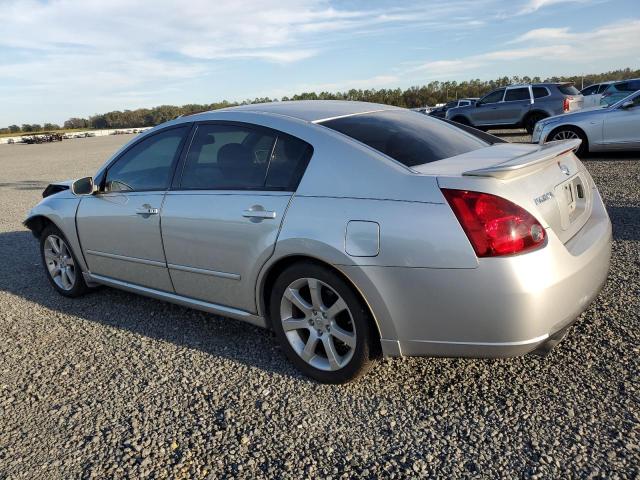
[600,78,640,106]
[446,83,583,133]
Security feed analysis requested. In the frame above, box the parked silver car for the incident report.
[25,101,611,383]
[446,83,584,133]
[533,90,640,156]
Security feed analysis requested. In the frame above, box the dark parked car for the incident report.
[446,83,583,133]
[428,98,478,119]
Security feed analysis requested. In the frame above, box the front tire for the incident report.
[549,126,588,157]
[40,224,88,297]
[269,262,376,383]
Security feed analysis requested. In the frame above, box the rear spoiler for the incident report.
[463,139,581,180]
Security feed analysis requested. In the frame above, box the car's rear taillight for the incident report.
[563,97,571,112]
[441,189,546,257]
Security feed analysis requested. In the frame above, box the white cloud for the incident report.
[518,0,591,14]
[411,20,640,79]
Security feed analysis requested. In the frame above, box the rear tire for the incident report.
[40,224,89,298]
[524,112,548,134]
[548,126,588,157]
[269,262,376,383]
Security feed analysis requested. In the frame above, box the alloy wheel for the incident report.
[279,277,356,371]
[552,130,580,141]
[43,235,76,291]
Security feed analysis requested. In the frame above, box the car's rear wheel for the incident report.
[269,262,375,383]
[549,126,588,157]
[40,224,88,297]
[524,112,548,134]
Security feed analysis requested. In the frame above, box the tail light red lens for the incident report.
[563,97,571,112]
[441,189,546,257]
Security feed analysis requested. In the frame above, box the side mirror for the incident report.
[621,100,634,109]
[71,176,96,195]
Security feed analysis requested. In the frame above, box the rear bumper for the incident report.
[341,189,612,358]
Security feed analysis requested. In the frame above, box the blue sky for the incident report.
[1,0,638,125]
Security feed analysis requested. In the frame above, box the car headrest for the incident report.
[218,143,252,169]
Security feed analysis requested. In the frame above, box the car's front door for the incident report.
[471,88,505,126]
[161,122,313,313]
[76,125,190,291]
[602,94,640,149]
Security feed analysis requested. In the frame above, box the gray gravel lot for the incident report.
[0,133,638,479]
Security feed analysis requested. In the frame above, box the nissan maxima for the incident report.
[25,101,611,383]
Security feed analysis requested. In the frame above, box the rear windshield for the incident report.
[320,110,488,167]
[558,84,580,95]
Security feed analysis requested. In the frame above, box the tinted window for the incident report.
[532,87,550,98]
[105,126,188,192]
[321,110,488,167]
[505,87,530,101]
[615,80,640,92]
[597,84,610,93]
[558,84,580,95]
[180,123,312,190]
[580,85,598,96]
[480,89,505,104]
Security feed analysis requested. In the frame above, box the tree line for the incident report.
[2,68,638,134]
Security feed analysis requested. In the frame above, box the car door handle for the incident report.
[243,208,276,219]
[136,205,159,215]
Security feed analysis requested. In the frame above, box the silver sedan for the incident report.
[533,90,640,156]
[25,101,611,383]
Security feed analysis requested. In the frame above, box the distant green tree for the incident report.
[8,125,20,133]
[7,67,634,131]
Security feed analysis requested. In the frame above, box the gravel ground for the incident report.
[0,134,638,479]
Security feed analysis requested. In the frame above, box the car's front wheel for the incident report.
[549,126,588,157]
[40,224,89,297]
[270,262,376,383]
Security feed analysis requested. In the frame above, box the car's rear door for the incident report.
[160,122,313,313]
[502,87,532,124]
[76,125,191,291]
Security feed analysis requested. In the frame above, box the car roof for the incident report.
[214,100,402,123]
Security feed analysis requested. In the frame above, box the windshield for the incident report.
[320,110,489,167]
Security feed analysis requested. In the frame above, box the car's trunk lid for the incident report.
[414,140,594,244]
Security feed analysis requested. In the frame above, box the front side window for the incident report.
[479,89,505,104]
[180,123,312,190]
[105,126,188,192]
[597,84,610,94]
[504,87,531,102]
[321,110,488,167]
[581,85,598,96]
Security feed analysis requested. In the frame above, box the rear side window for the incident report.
[180,123,312,190]
[321,110,488,167]
[505,87,531,101]
[105,126,189,192]
[532,87,550,98]
[558,84,580,95]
